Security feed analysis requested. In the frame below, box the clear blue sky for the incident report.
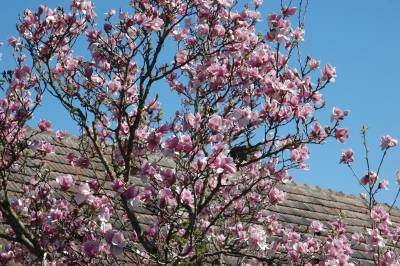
[1,0,399,204]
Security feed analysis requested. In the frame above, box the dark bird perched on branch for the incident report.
[229,145,258,164]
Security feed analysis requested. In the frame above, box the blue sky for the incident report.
[1,0,399,204]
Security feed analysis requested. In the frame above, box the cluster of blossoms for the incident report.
[0,0,398,265]
[340,132,400,265]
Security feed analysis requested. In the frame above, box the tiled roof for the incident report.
[9,129,400,265]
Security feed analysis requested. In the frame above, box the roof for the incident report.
[7,129,400,265]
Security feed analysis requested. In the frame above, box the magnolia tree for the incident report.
[0,0,398,264]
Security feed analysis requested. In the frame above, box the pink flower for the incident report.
[234,107,258,127]
[143,17,164,32]
[82,240,101,257]
[197,24,209,38]
[40,142,55,154]
[309,221,324,233]
[253,0,263,8]
[212,24,225,37]
[380,135,398,150]
[208,114,224,132]
[180,188,194,206]
[105,230,127,256]
[159,188,177,209]
[378,180,389,190]
[50,208,63,221]
[331,107,349,122]
[56,174,74,190]
[308,59,320,70]
[311,92,324,106]
[147,224,158,238]
[55,130,66,139]
[322,64,336,82]
[185,112,201,129]
[282,6,297,16]
[290,145,309,162]
[360,171,378,186]
[296,104,314,122]
[382,250,398,266]
[38,119,52,132]
[248,224,268,250]
[160,168,176,186]
[335,128,349,143]
[217,0,233,7]
[339,149,354,164]
[370,207,391,224]
[367,228,385,248]
[268,188,286,205]
[112,179,125,192]
[311,122,327,140]
[108,79,122,93]
[75,182,92,205]
[8,36,17,47]
[292,28,304,42]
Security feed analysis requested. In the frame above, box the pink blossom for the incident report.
[212,24,225,37]
[253,0,263,8]
[208,114,224,132]
[147,224,158,238]
[248,224,268,250]
[292,28,304,42]
[178,228,186,237]
[296,104,314,122]
[207,64,228,78]
[56,175,74,190]
[38,119,52,132]
[159,188,177,209]
[268,188,286,205]
[339,149,354,164]
[308,59,320,70]
[55,130,66,139]
[160,168,176,186]
[378,179,389,190]
[290,145,309,162]
[367,228,385,247]
[180,188,194,206]
[40,142,55,154]
[99,207,111,222]
[185,112,201,129]
[164,135,192,154]
[234,107,258,127]
[50,208,63,221]
[112,179,125,192]
[311,92,324,106]
[335,128,349,143]
[105,230,126,256]
[82,240,101,258]
[8,36,18,47]
[309,220,324,233]
[382,250,398,266]
[380,135,398,150]
[311,122,327,140]
[197,24,209,38]
[217,0,233,7]
[75,182,92,205]
[108,79,122,93]
[282,6,297,16]
[331,107,349,122]
[143,17,164,32]
[360,171,378,186]
[322,64,336,82]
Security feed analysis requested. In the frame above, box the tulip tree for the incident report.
[0,0,399,264]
